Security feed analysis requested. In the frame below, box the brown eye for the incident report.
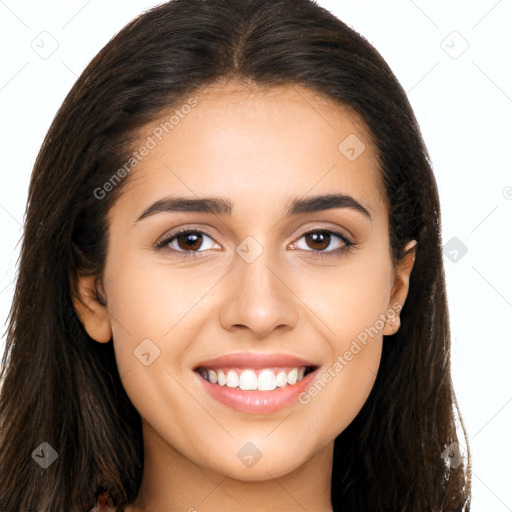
[304,231,331,251]
[156,229,220,255]
[291,229,354,258]
[175,232,203,251]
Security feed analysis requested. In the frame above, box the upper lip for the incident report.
[194,352,319,370]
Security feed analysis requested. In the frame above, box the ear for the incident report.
[382,240,417,336]
[71,274,112,343]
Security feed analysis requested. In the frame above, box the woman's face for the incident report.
[76,80,416,481]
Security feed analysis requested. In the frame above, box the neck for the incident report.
[125,420,334,512]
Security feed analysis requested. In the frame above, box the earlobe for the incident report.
[383,239,417,336]
[71,274,112,343]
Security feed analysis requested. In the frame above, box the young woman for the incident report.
[0,0,471,510]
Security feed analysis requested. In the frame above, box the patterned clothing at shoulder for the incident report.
[88,489,117,512]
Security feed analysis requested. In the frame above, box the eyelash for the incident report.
[155,227,355,259]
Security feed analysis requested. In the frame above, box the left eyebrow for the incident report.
[134,193,372,224]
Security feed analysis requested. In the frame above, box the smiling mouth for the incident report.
[195,366,317,391]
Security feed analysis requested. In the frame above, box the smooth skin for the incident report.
[74,79,416,512]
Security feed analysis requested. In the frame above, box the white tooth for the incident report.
[258,369,276,391]
[286,368,298,385]
[226,370,239,388]
[275,370,287,387]
[206,367,306,389]
[239,369,258,390]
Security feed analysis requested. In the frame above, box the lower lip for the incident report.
[194,368,319,414]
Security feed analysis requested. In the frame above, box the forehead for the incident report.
[114,80,385,222]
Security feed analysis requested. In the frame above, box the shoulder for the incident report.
[88,489,119,512]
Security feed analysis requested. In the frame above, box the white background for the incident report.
[1,0,511,509]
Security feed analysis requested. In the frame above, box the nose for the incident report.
[219,251,299,339]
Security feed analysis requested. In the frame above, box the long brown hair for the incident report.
[0,0,471,510]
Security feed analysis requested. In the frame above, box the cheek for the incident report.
[300,340,382,443]
[103,260,203,429]
[297,266,386,433]
[103,252,220,377]
[104,251,200,334]
[290,255,389,425]
[293,254,392,343]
